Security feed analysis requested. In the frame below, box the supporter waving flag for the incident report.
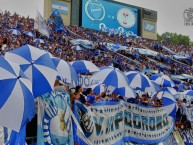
[50,9,65,32]
[34,10,50,38]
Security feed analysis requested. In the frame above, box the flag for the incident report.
[51,9,65,32]
[165,34,171,38]
[34,10,50,38]
[52,1,68,14]
[37,92,74,145]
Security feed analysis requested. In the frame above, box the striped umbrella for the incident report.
[24,31,34,37]
[8,29,21,35]
[33,38,44,43]
[70,60,99,73]
[71,45,83,51]
[126,71,152,92]
[183,90,193,96]
[99,66,114,70]
[152,91,177,117]
[51,57,78,84]
[90,68,128,88]
[162,87,178,97]
[0,57,34,132]
[112,86,136,99]
[150,74,175,87]
[90,84,105,95]
[5,44,57,97]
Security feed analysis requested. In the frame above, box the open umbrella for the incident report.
[150,74,175,87]
[90,83,105,95]
[183,90,193,96]
[24,31,34,37]
[90,68,128,88]
[162,87,177,95]
[152,91,177,117]
[126,71,152,92]
[51,57,78,84]
[70,60,99,73]
[33,38,44,43]
[0,57,34,132]
[5,44,57,97]
[112,86,136,99]
[8,29,21,35]
[144,81,161,96]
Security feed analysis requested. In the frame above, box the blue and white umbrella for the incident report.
[126,71,152,92]
[150,74,175,87]
[24,31,34,37]
[90,84,105,95]
[0,57,34,132]
[183,90,193,96]
[51,57,78,84]
[162,87,177,96]
[5,44,57,97]
[99,66,114,70]
[33,38,44,43]
[70,60,99,73]
[113,86,136,99]
[144,80,161,96]
[152,91,177,117]
[8,29,21,35]
[71,45,83,51]
[91,68,128,88]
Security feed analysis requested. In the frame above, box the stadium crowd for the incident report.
[0,10,193,136]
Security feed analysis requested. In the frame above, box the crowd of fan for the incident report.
[1,11,193,144]
[0,11,193,77]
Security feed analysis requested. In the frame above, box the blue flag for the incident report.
[51,10,65,32]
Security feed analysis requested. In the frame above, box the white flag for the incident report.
[34,10,49,38]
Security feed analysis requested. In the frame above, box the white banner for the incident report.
[74,100,174,145]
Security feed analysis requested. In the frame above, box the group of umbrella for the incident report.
[8,28,44,43]
[9,28,86,51]
[0,42,193,135]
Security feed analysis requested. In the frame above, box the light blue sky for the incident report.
[0,0,193,40]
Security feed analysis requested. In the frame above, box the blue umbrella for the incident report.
[0,57,34,132]
[90,68,128,88]
[150,74,175,87]
[70,60,99,73]
[113,86,136,99]
[99,66,114,70]
[162,87,178,96]
[33,38,44,43]
[126,71,152,92]
[144,81,161,96]
[51,57,78,84]
[8,29,21,35]
[24,31,34,37]
[152,91,177,117]
[183,90,193,97]
[71,45,83,51]
[90,84,105,95]
[5,44,57,97]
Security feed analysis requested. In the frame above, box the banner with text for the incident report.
[73,101,174,145]
[63,75,99,88]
